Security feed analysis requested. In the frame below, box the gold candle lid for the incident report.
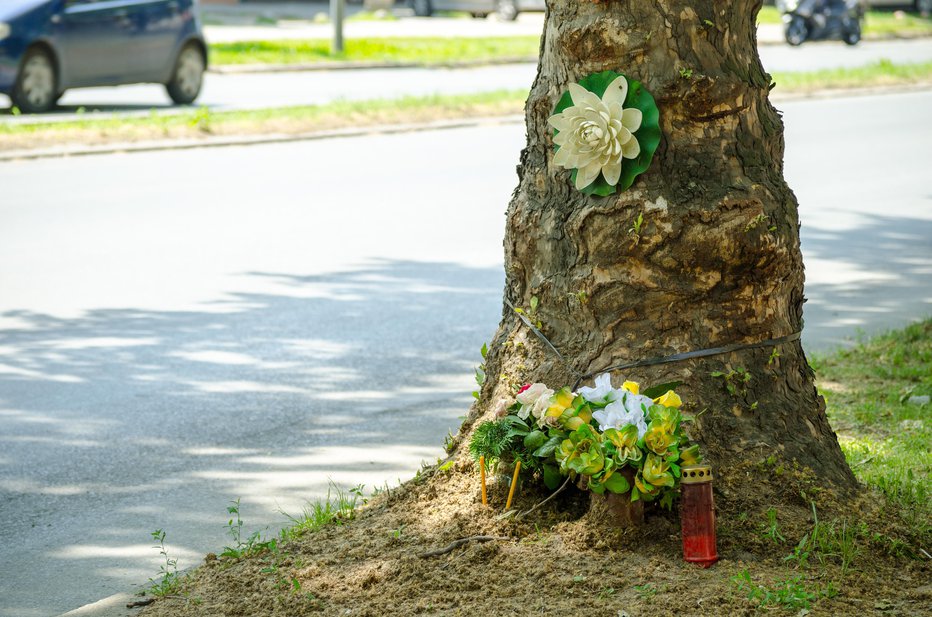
[681,464,713,484]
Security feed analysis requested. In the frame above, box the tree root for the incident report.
[515,476,572,522]
[417,535,507,558]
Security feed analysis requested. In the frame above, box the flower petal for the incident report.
[553,145,574,168]
[601,75,628,108]
[622,137,641,159]
[575,161,601,190]
[602,158,622,186]
[569,83,602,109]
[548,114,571,132]
[622,107,643,132]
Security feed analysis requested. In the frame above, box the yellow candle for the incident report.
[479,456,487,506]
[505,460,522,510]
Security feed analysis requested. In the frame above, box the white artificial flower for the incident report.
[531,394,555,426]
[625,393,655,419]
[515,383,553,422]
[548,75,643,190]
[516,383,552,406]
[578,373,617,404]
[592,394,650,438]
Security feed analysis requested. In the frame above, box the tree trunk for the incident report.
[461,0,856,492]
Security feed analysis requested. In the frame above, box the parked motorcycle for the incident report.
[776,0,865,46]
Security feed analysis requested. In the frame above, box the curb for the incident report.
[56,591,136,617]
[209,56,538,73]
[0,115,525,162]
[1,82,929,162]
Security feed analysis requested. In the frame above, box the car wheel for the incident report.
[412,0,432,17]
[166,43,205,105]
[784,17,807,46]
[843,24,861,45]
[496,0,518,21]
[11,47,57,114]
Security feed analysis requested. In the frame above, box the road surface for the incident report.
[2,38,931,118]
[0,90,930,616]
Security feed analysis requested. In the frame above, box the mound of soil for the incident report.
[139,456,929,617]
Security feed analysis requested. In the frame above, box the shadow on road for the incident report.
[0,259,503,617]
[800,211,932,351]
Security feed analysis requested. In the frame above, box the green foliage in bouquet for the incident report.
[469,375,702,509]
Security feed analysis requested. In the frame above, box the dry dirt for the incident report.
[138,457,930,617]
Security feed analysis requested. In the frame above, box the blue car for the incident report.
[0,0,207,113]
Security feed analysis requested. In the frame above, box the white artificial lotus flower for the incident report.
[548,75,643,190]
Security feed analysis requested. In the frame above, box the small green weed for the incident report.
[760,507,786,544]
[221,499,278,559]
[628,212,644,244]
[711,366,752,396]
[189,106,212,133]
[148,529,183,597]
[472,342,488,400]
[731,570,835,611]
[783,503,865,575]
[279,482,361,542]
[634,583,657,600]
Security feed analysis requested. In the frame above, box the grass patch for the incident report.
[278,483,364,542]
[759,6,932,37]
[208,36,540,66]
[815,318,931,544]
[205,12,932,67]
[863,10,932,37]
[0,90,527,152]
[772,59,932,91]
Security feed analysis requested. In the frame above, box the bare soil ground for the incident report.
[138,455,930,617]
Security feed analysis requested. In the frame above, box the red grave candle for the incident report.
[680,464,718,568]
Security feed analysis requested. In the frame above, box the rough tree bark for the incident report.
[459,0,856,492]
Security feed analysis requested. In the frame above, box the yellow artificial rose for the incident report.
[635,453,675,495]
[653,390,682,408]
[679,444,702,465]
[650,407,680,434]
[603,425,642,464]
[644,424,676,456]
[545,387,576,419]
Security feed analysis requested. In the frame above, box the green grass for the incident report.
[278,483,364,542]
[206,11,932,67]
[0,90,528,150]
[771,59,932,91]
[759,6,932,37]
[863,10,932,36]
[208,36,540,66]
[731,570,837,610]
[815,319,931,542]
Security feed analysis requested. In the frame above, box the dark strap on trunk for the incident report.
[503,298,802,390]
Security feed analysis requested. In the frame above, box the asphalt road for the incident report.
[1,38,931,119]
[0,90,930,616]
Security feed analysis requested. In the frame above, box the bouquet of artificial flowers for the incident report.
[469,374,701,509]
